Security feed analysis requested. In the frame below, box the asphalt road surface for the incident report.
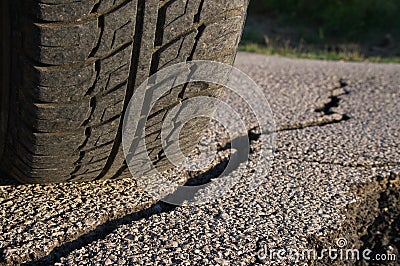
[0,52,399,265]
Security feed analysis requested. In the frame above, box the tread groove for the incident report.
[96,0,149,180]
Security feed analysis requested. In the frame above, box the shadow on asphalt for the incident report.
[25,129,261,265]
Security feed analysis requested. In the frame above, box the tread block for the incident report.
[15,125,86,155]
[91,44,133,96]
[94,1,136,56]
[28,0,98,22]
[23,19,99,65]
[193,15,243,59]
[19,99,91,132]
[200,0,245,21]
[162,0,200,43]
[89,86,125,126]
[155,31,197,69]
[20,61,96,106]
[85,122,120,149]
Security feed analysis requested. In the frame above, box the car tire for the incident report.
[0,0,248,183]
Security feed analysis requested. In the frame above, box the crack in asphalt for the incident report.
[276,113,350,132]
[315,78,349,115]
[277,78,351,132]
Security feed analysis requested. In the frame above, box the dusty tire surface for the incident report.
[0,0,249,183]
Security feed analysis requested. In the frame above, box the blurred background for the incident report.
[240,0,400,62]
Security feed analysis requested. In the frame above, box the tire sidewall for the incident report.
[0,0,11,161]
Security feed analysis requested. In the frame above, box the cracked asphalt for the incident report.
[0,52,399,265]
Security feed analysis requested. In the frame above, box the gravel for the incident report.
[0,53,399,265]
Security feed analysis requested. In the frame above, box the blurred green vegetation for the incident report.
[240,0,400,62]
[250,0,400,41]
